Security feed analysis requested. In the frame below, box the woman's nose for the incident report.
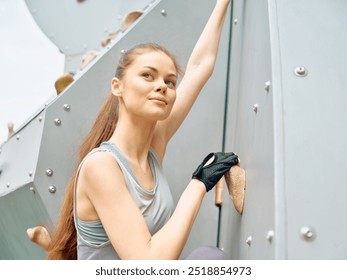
[155,81,167,93]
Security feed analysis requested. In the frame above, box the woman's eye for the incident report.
[166,80,176,88]
[142,73,153,80]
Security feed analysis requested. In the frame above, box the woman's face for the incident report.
[112,51,177,121]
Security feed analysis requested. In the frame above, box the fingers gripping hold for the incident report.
[192,152,239,192]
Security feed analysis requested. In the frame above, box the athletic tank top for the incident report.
[73,141,174,259]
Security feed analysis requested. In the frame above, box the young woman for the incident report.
[47,0,238,260]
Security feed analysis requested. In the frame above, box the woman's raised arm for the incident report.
[154,0,231,155]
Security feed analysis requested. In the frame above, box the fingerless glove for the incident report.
[192,152,239,192]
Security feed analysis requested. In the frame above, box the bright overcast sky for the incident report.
[0,0,64,144]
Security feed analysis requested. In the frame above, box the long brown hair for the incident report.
[47,43,180,259]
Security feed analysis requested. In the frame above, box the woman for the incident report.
[47,0,238,260]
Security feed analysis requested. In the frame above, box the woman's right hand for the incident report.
[192,152,239,192]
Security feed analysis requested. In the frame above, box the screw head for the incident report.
[54,118,61,126]
[253,104,259,113]
[300,226,316,241]
[264,81,271,92]
[294,66,308,77]
[246,236,252,246]
[266,230,275,243]
[63,104,71,111]
[161,9,167,16]
[46,169,53,177]
[48,185,56,193]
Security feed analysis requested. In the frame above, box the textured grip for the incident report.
[224,165,246,214]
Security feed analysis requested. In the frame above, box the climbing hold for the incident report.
[54,73,74,95]
[224,164,246,214]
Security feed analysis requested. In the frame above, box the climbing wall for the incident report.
[1,0,346,260]
[0,0,230,259]
[221,0,347,259]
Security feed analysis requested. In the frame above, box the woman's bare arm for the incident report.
[153,0,231,158]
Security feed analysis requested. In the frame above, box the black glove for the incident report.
[192,152,239,192]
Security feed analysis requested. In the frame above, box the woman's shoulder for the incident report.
[79,150,120,181]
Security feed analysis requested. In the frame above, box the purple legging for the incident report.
[184,246,229,260]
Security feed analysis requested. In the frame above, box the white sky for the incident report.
[0,0,64,144]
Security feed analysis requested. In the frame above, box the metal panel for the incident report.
[0,109,44,196]
[275,0,347,259]
[222,0,276,260]
[25,0,154,73]
[24,0,153,55]
[223,0,347,260]
[0,182,50,259]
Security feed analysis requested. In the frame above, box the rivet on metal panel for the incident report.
[48,185,56,193]
[264,81,271,92]
[161,9,167,16]
[63,104,71,112]
[300,226,316,241]
[16,135,20,140]
[266,230,274,243]
[6,183,10,188]
[29,171,33,177]
[54,118,62,126]
[46,169,53,177]
[39,116,43,122]
[294,66,308,77]
[233,19,238,24]
[253,104,258,113]
[246,236,252,246]
[121,49,126,54]
[29,186,35,193]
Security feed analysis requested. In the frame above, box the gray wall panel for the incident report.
[222,0,347,260]
[276,0,347,259]
[0,183,49,259]
[222,0,275,260]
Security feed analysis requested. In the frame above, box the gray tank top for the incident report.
[73,141,174,260]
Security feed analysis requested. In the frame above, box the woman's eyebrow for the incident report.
[142,65,177,78]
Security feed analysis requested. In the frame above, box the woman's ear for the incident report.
[111,77,123,97]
